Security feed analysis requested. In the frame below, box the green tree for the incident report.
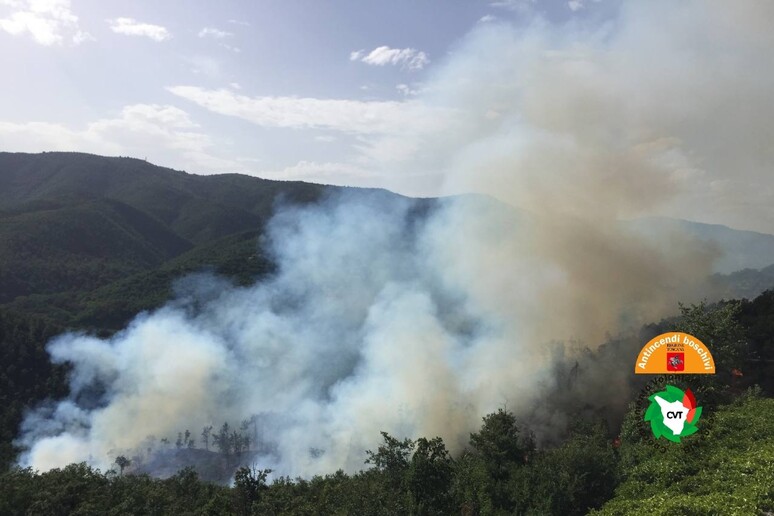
[233,466,271,515]
[213,422,232,456]
[469,408,532,479]
[520,421,617,515]
[201,425,212,451]
[675,300,748,407]
[365,431,415,490]
[464,408,534,513]
[677,300,745,370]
[406,437,454,515]
[594,393,774,515]
[114,455,131,475]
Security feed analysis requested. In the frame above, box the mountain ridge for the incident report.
[2,151,774,332]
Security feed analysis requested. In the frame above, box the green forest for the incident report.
[3,296,774,515]
[1,153,773,515]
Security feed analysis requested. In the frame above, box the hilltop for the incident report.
[0,152,363,329]
[2,152,774,331]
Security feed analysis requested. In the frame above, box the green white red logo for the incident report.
[644,385,702,442]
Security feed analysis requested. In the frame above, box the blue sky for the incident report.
[0,0,614,189]
[2,1,774,233]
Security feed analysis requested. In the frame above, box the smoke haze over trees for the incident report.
[2,0,774,514]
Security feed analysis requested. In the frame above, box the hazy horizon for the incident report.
[3,1,774,233]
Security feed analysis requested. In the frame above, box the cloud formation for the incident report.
[108,17,171,42]
[198,27,232,39]
[350,46,430,70]
[369,0,774,233]
[167,86,452,135]
[0,0,92,45]
[0,104,241,173]
[489,0,536,12]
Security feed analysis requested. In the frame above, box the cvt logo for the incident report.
[644,385,702,443]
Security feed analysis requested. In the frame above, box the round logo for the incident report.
[644,385,702,442]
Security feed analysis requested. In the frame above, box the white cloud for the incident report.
[490,0,536,11]
[117,103,198,128]
[72,29,94,44]
[350,46,430,70]
[479,14,497,23]
[568,0,584,11]
[198,27,232,39]
[0,104,242,173]
[353,134,422,164]
[0,0,92,45]
[219,43,240,53]
[186,56,222,78]
[108,17,170,42]
[396,83,420,96]
[167,85,451,135]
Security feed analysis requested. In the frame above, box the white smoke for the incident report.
[17,193,540,475]
[13,190,706,477]
[17,0,774,477]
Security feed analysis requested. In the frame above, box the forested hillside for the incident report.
[1,152,774,514]
[0,152,415,473]
[0,152,326,243]
[0,152,335,330]
[3,152,774,332]
[1,299,772,515]
[0,152,335,471]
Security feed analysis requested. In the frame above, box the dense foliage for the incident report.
[1,152,773,513]
[1,392,770,515]
[596,393,774,516]
[0,296,771,514]
[0,152,331,330]
[0,310,68,470]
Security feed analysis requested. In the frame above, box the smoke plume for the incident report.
[17,0,774,477]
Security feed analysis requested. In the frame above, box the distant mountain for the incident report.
[0,198,192,303]
[0,152,421,331]
[0,152,328,244]
[705,264,774,301]
[629,216,774,275]
[0,152,342,323]
[2,152,774,332]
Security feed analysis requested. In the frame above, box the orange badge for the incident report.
[634,332,715,374]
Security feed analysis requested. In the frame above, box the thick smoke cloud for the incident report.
[15,190,709,477]
[384,1,774,235]
[17,0,773,476]
[17,193,539,475]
